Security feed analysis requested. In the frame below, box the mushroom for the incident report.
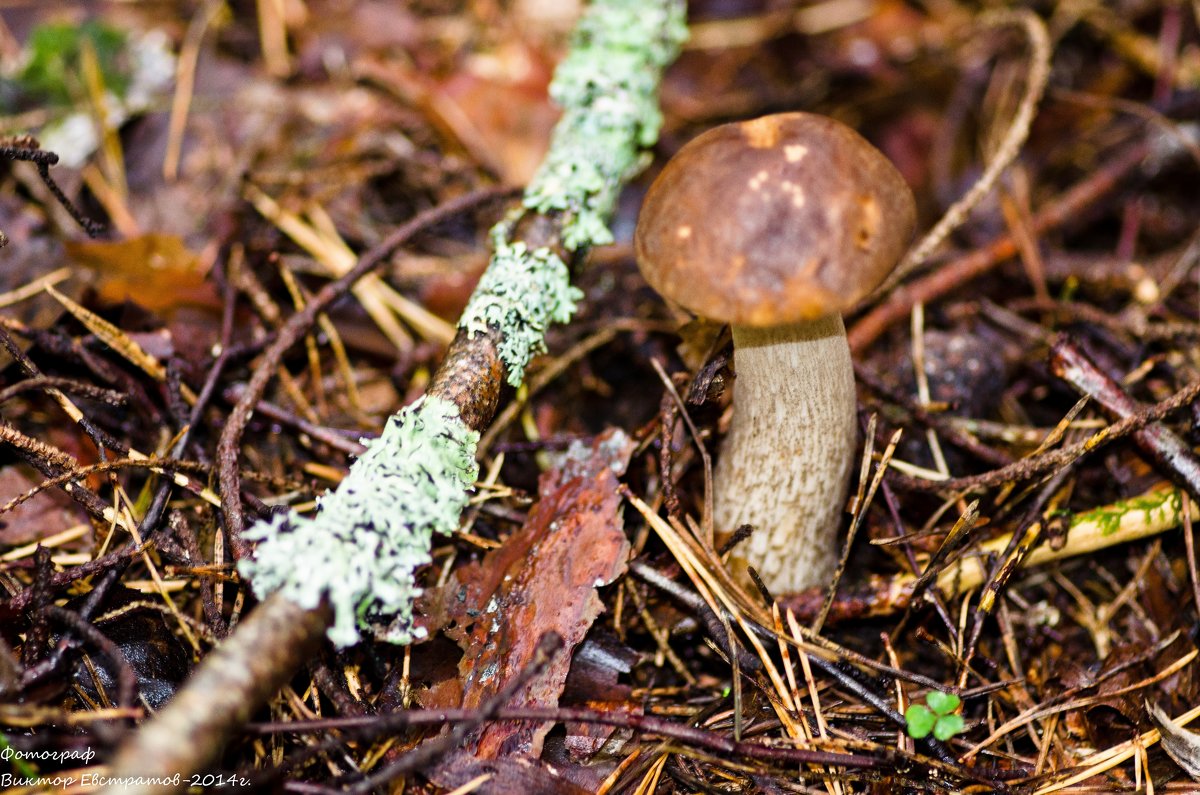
[634,112,915,594]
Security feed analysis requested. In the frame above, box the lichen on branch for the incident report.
[461,0,688,382]
[460,228,583,387]
[239,0,686,647]
[522,0,689,250]
[238,396,479,646]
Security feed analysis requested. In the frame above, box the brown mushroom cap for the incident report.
[634,112,916,327]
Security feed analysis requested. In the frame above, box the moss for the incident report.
[1073,488,1182,537]
[239,397,479,646]
[15,22,131,108]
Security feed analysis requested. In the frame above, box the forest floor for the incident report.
[3,1,1200,793]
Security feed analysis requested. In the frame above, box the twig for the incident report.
[0,138,104,238]
[881,9,1051,290]
[1049,336,1200,500]
[886,373,1200,493]
[252,706,890,774]
[812,428,902,633]
[855,362,1013,466]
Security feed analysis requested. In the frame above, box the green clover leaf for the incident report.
[905,704,937,739]
[926,690,961,716]
[933,713,965,741]
[906,692,966,740]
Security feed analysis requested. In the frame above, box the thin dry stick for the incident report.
[1185,494,1200,613]
[163,0,224,180]
[251,705,890,773]
[878,8,1051,292]
[888,373,1200,494]
[650,357,715,545]
[811,428,902,633]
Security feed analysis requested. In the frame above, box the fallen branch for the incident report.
[784,483,1194,622]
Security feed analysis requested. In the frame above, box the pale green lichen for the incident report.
[524,0,689,251]
[239,396,479,646]
[461,0,688,381]
[460,226,583,386]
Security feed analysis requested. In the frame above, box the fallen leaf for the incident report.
[434,428,634,761]
[65,234,219,316]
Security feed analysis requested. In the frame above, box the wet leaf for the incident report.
[434,428,634,760]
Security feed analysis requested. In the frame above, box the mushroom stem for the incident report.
[716,313,856,593]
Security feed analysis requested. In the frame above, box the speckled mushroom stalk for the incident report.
[635,113,915,594]
[716,315,857,591]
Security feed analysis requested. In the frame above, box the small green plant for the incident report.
[16,22,131,107]
[905,691,965,741]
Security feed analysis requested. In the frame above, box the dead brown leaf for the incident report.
[65,234,219,316]
[433,428,634,761]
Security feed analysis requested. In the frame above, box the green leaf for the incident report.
[933,714,965,741]
[17,21,131,106]
[905,704,936,739]
[925,690,961,716]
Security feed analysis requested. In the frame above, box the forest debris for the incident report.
[848,137,1155,353]
[431,428,634,760]
[1035,702,1200,794]
[64,234,219,315]
[0,468,80,548]
[558,632,639,761]
[1148,701,1200,781]
[783,484,1196,623]
[243,182,449,353]
[44,285,171,391]
[8,1,1200,792]
[68,593,191,711]
[430,752,593,795]
[1050,335,1200,500]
